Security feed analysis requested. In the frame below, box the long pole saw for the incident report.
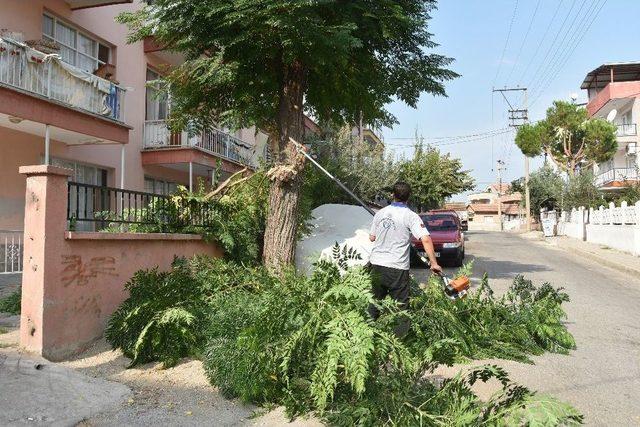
[289,138,429,266]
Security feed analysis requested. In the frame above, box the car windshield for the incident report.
[421,214,458,232]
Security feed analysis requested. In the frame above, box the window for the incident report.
[42,13,111,73]
[146,68,168,121]
[51,157,108,185]
[144,177,178,195]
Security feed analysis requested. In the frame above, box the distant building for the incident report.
[581,62,640,190]
[466,184,524,231]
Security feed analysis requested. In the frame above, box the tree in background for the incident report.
[515,101,617,177]
[303,127,400,210]
[511,165,563,218]
[399,144,475,212]
[562,171,606,210]
[118,0,457,269]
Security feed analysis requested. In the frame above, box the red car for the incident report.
[411,211,465,267]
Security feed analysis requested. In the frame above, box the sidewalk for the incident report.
[523,231,640,277]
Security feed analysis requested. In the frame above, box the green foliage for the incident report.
[0,289,21,315]
[101,173,269,263]
[116,0,458,137]
[109,257,580,424]
[515,101,617,176]
[399,144,475,211]
[511,165,564,217]
[562,171,606,210]
[105,256,272,368]
[515,122,545,157]
[302,126,400,210]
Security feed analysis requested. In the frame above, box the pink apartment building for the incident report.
[581,62,640,189]
[0,0,271,272]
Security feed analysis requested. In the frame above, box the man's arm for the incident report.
[420,235,442,274]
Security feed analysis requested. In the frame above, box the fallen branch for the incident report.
[205,167,249,200]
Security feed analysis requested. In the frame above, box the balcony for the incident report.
[616,124,637,137]
[586,81,640,117]
[65,0,132,9]
[0,37,126,123]
[143,120,255,169]
[595,167,639,188]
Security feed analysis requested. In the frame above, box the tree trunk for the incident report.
[262,61,306,269]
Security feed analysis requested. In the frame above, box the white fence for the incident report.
[557,202,640,256]
[0,230,23,274]
[0,37,126,122]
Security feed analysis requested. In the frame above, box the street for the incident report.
[414,231,640,426]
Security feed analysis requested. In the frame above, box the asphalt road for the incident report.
[413,231,640,426]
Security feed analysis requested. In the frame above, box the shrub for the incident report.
[108,257,581,424]
[0,289,21,315]
[105,256,271,367]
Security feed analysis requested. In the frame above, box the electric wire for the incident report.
[505,0,542,85]
[529,0,608,107]
[492,0,520,87]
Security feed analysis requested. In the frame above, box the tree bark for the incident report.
[262,61,307,269]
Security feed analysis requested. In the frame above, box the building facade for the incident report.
[466,184,524,231]
[0,0,270,233]
[581,62,640,190]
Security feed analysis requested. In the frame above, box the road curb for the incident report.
[541,237,640,278]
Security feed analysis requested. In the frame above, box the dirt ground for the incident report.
[60,338,322,426]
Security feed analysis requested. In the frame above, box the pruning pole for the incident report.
[289,138,429,266]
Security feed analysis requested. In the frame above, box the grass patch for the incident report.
[0,289,20,315]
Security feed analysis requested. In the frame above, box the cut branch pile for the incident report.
[106,255,581,426]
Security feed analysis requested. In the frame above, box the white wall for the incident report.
[585,224,636,253]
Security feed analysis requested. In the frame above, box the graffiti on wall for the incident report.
[61,255,118,287]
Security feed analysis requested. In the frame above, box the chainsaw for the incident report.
[439,273,470,300]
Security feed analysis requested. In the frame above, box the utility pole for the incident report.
[496,159,505,231]
[493,86,531,231]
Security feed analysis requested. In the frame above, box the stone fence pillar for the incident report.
[19,165,72,358]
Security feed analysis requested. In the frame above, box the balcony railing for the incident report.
[143,119,255,167]
[595,167,639,186]
[616,124,637,137]
[0,37,126,123]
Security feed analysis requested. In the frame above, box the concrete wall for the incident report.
[19,165,221,360]
[558,203,640,256]
[585,224,637,254]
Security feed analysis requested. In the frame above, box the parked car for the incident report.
[430,209,468,231]
[411,211,465,267]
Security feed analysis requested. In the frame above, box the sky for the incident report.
[381,0,640,200]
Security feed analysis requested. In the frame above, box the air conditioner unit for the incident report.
[626,143,637,156]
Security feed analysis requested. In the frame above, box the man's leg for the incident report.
[387,269,411,337]
[368,264,388,320]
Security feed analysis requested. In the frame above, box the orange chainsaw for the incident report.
[440,273,470,300]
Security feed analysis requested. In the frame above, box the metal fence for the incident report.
[595,167,639,186]
[143,119,255,167]
[0,230,23,274]
[67,182,215,231]
[0,37,126,122]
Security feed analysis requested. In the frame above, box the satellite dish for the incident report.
[606,109,618,122]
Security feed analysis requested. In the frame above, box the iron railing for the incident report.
[616,123,637,137]
[67,182,215,231]
[0,37,126,122]
[143,119,255,167]
[0,230,23,274]
[595,167,639,186]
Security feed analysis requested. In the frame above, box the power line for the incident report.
[528,0,594,96]
[519,0,565,84]
[531,0,608,105]
[505,0,542,84]
[526,0,579,90]
[492,0,520,87]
